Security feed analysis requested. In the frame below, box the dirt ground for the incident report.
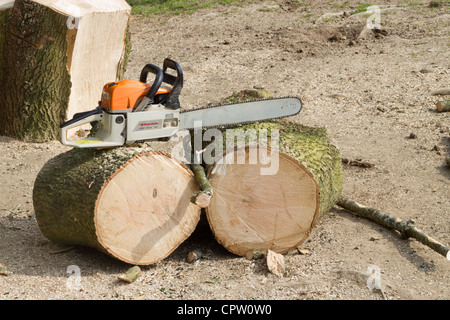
[0,0,449,301]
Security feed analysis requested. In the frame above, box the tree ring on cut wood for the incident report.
[94,152,201,265]
[205,145,319,256]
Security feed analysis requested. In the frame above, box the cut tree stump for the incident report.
[204,120,343,256]
[33,146,202,265]
[0,0,131,141]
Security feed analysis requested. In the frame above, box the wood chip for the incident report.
[186,250,202,263]
[267,250,285,277]
[298,248,310,255]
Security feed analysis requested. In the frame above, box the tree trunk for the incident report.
[0,0,131,142]
[436,100,450,113]
[0,1,13,73]
[203,120,343,256]
[32,146,202,265]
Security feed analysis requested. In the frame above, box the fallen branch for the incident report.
[337,197,449,260]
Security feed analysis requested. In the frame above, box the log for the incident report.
[337,197,450,260]
[32,146,202,265]
[204,120,343,256]
[0,0,131,142]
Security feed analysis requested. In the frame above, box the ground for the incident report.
[0,0,449,300]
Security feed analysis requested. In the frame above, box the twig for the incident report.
[49,246,75,254]
[190,164,213,208]
[337,197,449,260]
[342,158,374,168]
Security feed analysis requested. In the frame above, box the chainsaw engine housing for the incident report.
[60,58,183,148]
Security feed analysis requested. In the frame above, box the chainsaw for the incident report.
[60,58,302,148]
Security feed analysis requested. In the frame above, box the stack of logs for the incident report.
[33,115,344,265]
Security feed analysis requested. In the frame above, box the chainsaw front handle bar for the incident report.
[60,106,104,147]
[60,106,103,129]
[60,106,126,148]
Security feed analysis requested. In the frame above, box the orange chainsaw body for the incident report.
[100,79,171,112]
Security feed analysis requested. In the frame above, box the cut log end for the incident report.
[94,153,201,265]
[192,191,212,208]
[206,145,320,256]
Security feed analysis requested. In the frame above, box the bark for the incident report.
[33,146,202,265]
[0,2,12,76]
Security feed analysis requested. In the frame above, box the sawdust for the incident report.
[0,0,449,300]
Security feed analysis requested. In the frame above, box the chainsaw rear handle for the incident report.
[139,63,164,102]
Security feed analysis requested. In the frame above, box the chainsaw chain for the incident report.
[179,96,302,130]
